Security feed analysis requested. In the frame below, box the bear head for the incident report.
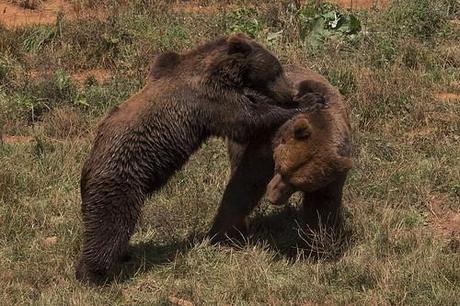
[149,33,296,105]
[266,113,353,205]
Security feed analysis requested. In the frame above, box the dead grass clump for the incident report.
[437,44,460,68]
[297,223,351,261]
[40,106,89,139]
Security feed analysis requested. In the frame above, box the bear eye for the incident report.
[294,127,310,140]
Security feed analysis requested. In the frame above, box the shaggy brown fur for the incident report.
[210,64,351,241]
[75,35,324,285]
[266,80,353,203]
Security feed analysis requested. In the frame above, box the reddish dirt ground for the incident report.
[436,92,460,103]
[0,0,70,28]
[428,193,460,248]
[71,69,111,86]
[0,0,104,28]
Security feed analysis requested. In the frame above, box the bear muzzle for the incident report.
[266,173,295,206]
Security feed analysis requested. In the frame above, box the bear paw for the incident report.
[75,260,110,286]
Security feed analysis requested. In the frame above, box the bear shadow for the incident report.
[247,204,353,262]
[119,234,200,281]
[120,206,352,281]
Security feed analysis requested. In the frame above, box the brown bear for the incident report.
[266,96,353,227]
[209,64,351,241]
[75,34,325,285]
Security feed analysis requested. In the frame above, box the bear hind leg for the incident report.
[76,194,140,285]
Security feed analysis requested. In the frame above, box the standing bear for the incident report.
[209,64,351,241]
[76,34,325,285]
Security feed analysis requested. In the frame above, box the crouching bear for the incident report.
[210,64,352,241]
[76,34,325,285]
[266,87,353,229]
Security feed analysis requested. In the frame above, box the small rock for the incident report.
[169,296,194,306]
[43,236,58,247]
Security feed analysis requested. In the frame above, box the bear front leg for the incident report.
[209,141,274,243]
[76,190,141,285]
[302,174,347,233]
[244,95,327,136]
[208,94,327,143]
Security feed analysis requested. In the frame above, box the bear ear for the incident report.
[297,80,314,94]
[227,34,253,56]
[293,118,312,140]
[150,51,181,79]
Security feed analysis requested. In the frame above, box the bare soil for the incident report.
[0,0,104,28]
[0,0,70,28]
[71,69,111,86]
[428,193,460,242]
[436,92,460,103]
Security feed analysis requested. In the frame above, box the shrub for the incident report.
[297,2,362,50]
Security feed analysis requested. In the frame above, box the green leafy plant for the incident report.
[298,3,362,49]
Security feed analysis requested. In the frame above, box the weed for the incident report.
[226,7,262,38]
[297,2,362,50]
[22,26,56,53]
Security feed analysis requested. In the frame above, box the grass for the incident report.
[0,0,459,304]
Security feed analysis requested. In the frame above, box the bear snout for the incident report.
[266,173,295,206]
